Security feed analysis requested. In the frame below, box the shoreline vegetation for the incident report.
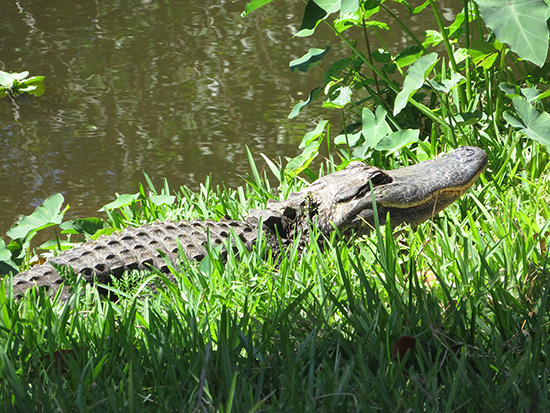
[1,0,549,411]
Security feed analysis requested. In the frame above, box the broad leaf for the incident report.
[0,71,29,87]
[299,120,328,148]
[285,139,321,178]
[323,85,352,108]
[289,87,322,118]
[6,194,67,240]
[450,111,483,126]
[296,0,341,37]
[428,71,465,93]
[476,0,549,67]
[395,45,423,68]
[394,53,439,116]
[503,96,550,150]
[469,40,499,69]
[323,58,352,85]
[149,194,176,206]
[341,0,359,14]
[336,106,391,148]
[100,193,140,211]
[242,0,275,16]
[362,106,392,148]
[375,129,420,154]
[61,217,110,238]
[290,47,331,73]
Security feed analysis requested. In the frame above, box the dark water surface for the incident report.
[0,0,458,236]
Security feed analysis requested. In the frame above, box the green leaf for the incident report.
[520,87,541,102]
[499,82,521,97]
[61,217,110,238]
[149,194,176,206]
[289,87,322,119]
[361,105,392,148]
[427,71,465,93]
[341,0,359,14]
[6,194,67,240]
[290,47,331,73]
[476,0,549,67]
[469,40,499,69]
[372,49,391,63]
[0,71,29,87]
[296,0,341,37]
[100,193,140,211]
[323,85,352,109]
[336,106,391,148]
[394,52,439,116]
[391,0,413,16]
[395,45,423,68]
[0,239,11,261]
[375,129,419,154]
[451,111,483,126]
[334,10,362,32]
[284,139,321,178]
[241,0,275,17]
[299,120,328,148]
[413,0,431,13]
[323,58,352,85]
[423,30,444,48]
[22,76,46,97]
[503,96,550,150]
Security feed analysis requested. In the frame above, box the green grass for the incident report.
[0,135,549,412]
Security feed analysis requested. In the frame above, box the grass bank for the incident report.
[1,137,549,412]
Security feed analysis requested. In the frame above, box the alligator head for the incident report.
[249,146,487,238]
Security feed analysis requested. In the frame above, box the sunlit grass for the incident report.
[0,135,548,411]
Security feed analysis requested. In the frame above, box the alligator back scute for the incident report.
[11,219,259,298]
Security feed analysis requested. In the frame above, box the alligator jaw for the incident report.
[276,146,488,237]
[347,146,487,234]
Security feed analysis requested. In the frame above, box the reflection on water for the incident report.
[0,0,458,236]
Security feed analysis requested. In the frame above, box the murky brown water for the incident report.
[0,0,459,237]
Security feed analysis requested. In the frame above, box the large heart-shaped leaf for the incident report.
[6,194,67,240]
[476,0,549,67]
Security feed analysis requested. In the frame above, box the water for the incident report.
[0,0,457,237]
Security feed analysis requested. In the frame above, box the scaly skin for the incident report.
[9,146,487,299]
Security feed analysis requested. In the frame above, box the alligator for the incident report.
[9,146,487,299]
